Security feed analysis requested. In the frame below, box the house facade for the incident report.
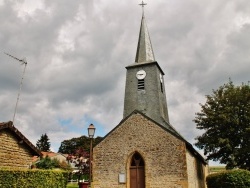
[0,121,41,169]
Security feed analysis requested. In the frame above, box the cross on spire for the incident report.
[139,0,147,8]
[139,1,147,15]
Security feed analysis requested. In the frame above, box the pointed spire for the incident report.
[135,4,155,63]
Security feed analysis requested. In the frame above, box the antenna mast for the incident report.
[4,52,27,125]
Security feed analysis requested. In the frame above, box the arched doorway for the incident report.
[130,152,145,188]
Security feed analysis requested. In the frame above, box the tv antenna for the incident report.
[4,52,27,125]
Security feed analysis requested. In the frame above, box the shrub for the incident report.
[207,169,250,188]
[36,156,60,169]
[0,168,70,188]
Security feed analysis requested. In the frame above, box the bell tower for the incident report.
[123,5,170,127]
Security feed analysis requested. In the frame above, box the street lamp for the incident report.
[88,124,95,187]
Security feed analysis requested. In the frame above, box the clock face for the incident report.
[136,70,146,80]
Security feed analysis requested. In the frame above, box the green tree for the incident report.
[194,80,250,170]
[58,135,102,154]
[36,133,51,152]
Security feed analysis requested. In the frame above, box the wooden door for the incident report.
[130,152,145,188]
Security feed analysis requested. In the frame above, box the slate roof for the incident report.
[0,121,41,156]
[135,14,155,63]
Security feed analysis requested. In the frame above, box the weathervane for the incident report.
[139,1,147,15]
[4,52,27,125]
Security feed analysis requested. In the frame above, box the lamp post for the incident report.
[88,124,95,188]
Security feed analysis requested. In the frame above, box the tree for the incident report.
[36,133,51,152]
[36,156,59,169]
[194,80,250,170]
[67,148,90,180]
[58,135,103,154]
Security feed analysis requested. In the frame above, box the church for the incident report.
[92,4,208,188]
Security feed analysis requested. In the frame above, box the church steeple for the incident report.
[135,14,155,63]
[123,3,170,127]
[135,2,155,63]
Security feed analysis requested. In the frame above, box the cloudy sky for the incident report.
[1,0,250,165]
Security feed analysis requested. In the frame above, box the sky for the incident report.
[0,0,250,166]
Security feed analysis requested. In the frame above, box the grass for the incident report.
[67,183,78,188]
[209,166,226,174]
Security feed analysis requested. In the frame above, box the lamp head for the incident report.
[88,124,95,138]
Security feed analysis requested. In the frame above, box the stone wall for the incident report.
[93,113,189,188]
[0,130,34,168]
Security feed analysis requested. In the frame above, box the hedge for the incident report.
[0,168,70,188]
[207,169,250,188]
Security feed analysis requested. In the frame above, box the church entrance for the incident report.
[130,152,145,188]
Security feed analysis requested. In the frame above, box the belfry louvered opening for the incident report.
[160,82,163,93]
[138,79,145,90]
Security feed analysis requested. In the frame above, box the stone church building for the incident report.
[92,10,208,188]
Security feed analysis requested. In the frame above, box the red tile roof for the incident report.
[42,151,58,157]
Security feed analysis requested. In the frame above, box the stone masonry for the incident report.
[0,122,41,169]
[93,112,194,188]
[186,150,207,188]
